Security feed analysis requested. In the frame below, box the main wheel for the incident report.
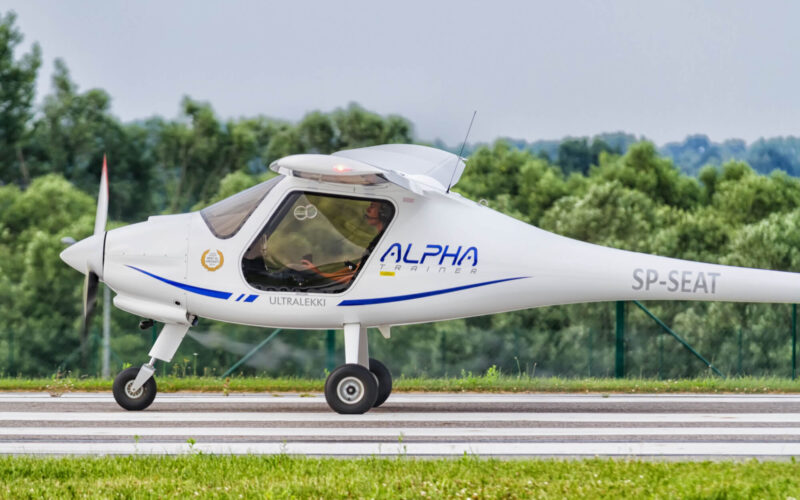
[112,366,157,411]
[369,358,392,407]
[324,363,378,414]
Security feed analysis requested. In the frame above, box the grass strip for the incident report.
[0,455,799,498]
[2,375,800,394]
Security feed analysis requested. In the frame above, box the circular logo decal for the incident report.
[201,249,224,271]
[293,204,318,221]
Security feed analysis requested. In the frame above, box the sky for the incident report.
[3,0,800,146]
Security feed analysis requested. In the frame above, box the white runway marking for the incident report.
[2,426,800,437]
[2,412,800,423]
[3,393,800,457]
[3,441,800,457]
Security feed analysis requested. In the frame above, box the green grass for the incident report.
[3,373,800,394]
[0,455,798,498]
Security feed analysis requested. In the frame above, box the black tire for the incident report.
[112,366,157,411]
[369,358,392,407]
[324,363,378,414]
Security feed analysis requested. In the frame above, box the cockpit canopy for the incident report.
[199,174,396,294]
[242,192,395,294]
[200,176,283,239]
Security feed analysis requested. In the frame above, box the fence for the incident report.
[1,300,798,379]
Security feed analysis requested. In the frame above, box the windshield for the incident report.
[241,192,395,293]
[200,176,283,239]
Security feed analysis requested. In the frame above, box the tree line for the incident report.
[2,10,800,378]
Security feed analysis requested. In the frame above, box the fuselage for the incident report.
[95,174,800,330]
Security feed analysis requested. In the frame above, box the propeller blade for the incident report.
[94,155,109,236]
[83,270,99,327]
[81,270,99,370]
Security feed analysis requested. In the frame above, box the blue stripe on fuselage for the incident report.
[337,277,529,306]
[127,265,233,300]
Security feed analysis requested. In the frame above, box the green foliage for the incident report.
[8,133,800,378]
[591,142,701,209]
[456,140,568,224]
[5,10,800,379]
[556,136,617,175]
[712,165,800,225]
[0,455,799,498]
[190,170,274,211]
[4,375,800,394]
[22,59,157,220]
[540,181,664,252]
[660,135,800,177]
[0,176,99,374]
[0,11,40,185]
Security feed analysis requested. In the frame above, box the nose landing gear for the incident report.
[112,366,157,411]
[112,322,190,411]
[324,324,393,414]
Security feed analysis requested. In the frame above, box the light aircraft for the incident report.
[61,145,800,414]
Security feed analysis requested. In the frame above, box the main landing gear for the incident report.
[112,323,190,411]
[324,324,393,414]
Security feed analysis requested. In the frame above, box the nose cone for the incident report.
[60,233,104,278]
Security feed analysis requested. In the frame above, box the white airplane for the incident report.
[61,145,800,414]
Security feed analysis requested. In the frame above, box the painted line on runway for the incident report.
[4,393,800,404]
[3,412,800,423]
[3,426,800,437]
[3,441,800,456]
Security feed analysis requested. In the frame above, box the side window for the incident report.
[242,192,395,293]
[200,176,283,239]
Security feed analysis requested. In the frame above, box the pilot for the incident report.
[299,201,391,284]
[364,201,390,246]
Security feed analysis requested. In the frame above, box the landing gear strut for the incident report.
[113,322,190,411]
[324,324,393,414]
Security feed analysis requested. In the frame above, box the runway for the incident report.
[3,392,800,458]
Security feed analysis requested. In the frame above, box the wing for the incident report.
[270,144,466,195]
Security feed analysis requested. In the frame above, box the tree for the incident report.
[0,176,93,374]
[591,142,701,209]
[331,103,413,148]
[150,97,238,212]
[747,137,800,177]
[557,138,593,175]
[25,59,157,220]
[297,111,337,154]
[457,141,531,205]
[0,11,41,185]
[711,162,800,225]
[539,181,664,253]
[556,137,617,176]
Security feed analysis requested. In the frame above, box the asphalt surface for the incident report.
[3,393,800,458]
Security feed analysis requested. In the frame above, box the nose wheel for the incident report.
[112,366,157,411]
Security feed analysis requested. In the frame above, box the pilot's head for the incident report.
[365,201,390,229]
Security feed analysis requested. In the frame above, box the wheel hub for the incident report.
[336,376,364,404]
[124,380,144,399]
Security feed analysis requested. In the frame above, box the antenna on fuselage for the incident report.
[446,110,477,194]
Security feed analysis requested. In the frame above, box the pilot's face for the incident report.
[365,202,381,227]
